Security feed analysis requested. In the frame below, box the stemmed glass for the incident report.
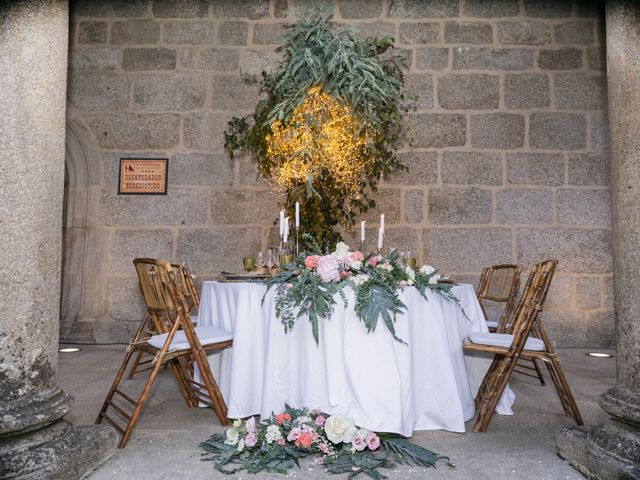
[266,249,274,275]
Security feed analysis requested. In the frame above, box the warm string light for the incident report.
[265,86,371,195]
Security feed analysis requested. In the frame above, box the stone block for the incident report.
[423,227,512,272]
[273,0,288,18]
[78,22,107,44]
[348,22,395,39]
[568,153,609,187]
[602,275,614,310]
[453,47,533,70]
[106,276,146,322]
[541,312,586,347]
[67,73,129,111]
[575,276,601,310]
[587,45,605,70]
[591,111,609,150]
[408,113,466,148]
[180,49,198,69]
[523,0,572,17]
[212,0,270,19]
[111,21,161,45]
[164,22,216,44]
[516,227,613,273]
[183,112,230,151]
[171,153,234,186]
[86,113,180,149]
[554,21,595,45]
[389,0,460,18]
[73,0,148,17]
[405,189,423,223]
[504,73,549,109]
[444,21,492,44]
[109,229,173,273]
[545,274,572,310]
[437,74,499,109]
[241,49,282,75]
[338,0,383,18]
[538,48,582,70]
[253,23,290,45]
[122,48,177,71]
[555,73,605,110]
[428,187,492,224]
[557,189,612,226]
[463,0,519,17]
[381,227,420,254]
[385,151,438,185]
[398,22,440,44]
[69,48,118,71]
[133,74,206,111]
[176,227,264,273]
[470,113,524,149]
[530,112,586,150]
[99,188,208,226]
[441,152,502,185]
[506,153,565,186]
[496,188,553,224]
[200,48,240,71]
[361,189,402,224]
[496,21,550,45]
[585,310,616,347]
[212,76,261,111]
[218,21,248,45]
[403,74,433,109]
[210,190,280,224]
[152,0,209,18]
[415,48,449,70]
[238,153,267,186]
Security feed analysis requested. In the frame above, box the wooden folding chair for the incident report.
[465,259,583,432]
[127,262,200,379]
[96,259,231,447]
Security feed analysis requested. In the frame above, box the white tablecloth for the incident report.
[197,282,514,435]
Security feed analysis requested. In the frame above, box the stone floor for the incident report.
[57,345,616,480]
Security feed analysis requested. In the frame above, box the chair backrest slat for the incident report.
[477,264,521,331]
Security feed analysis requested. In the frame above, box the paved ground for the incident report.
[57,345,615,480]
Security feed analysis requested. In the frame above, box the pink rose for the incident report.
[368,257,378,267]
[318,442,329,454]
[352,251,364,261]
[365,432,380,451]
[287,427,302,442]
[315,415,326,427]
[245,416,256,434]
[317,255,340,283]
[275,413,291,425]
[244,432,257,447]
[295,431,317,449]
[352,434,367,452]
[305,255,319,270]
[277,438,285,446]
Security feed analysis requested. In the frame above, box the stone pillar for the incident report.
[0,1,117,478]
[556,1,640,478]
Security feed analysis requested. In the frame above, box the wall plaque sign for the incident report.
[118,158,168,195]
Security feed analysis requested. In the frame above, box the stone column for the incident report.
[0,1,117,478]
[556,1,640,478]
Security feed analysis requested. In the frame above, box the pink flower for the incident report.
[314,457,324,465]
[352,434,367,452]
[317,255,341,283]
[352,251,364,261]
[305,255,319,270]
[275,413,291,425]
[368,257,378,267]
[245,416,256,434]
[315,415,326,427]
[277,438,285,447]
[365,432,380,451]
[399,280,408,288]
[244,432,257,447]
[318,442,329,454]
[284,282,293,290]
[287,427,302,442]
[339,270,351,280]
[295,431,317,449]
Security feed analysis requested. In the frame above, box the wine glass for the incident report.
[266,249,274,274]
[256,251,264,272]
[243,256,256,273]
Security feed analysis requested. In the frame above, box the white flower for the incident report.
[350,260,363,271]
[296,415,312,425]
[429,273,441,285]
[265,424,283,444]
[224,427,240,446]
[324,414,357,444]
[333,241,351,260]
[377,262,393,271]
[420,264,436,275]
[351,273,370,286]
[236,437,245,452]
[404,265,416,285]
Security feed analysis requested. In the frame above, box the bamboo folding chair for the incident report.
[127,262,200,379]
[465,259,583,433]
[96,259,231,448]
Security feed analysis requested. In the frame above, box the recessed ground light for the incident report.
[59,347,81,353]
[587,352,614,358]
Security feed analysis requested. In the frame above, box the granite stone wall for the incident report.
[63,0,613,347]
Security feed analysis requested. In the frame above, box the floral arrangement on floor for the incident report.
[263,242,465,343]
[200,405,451,478]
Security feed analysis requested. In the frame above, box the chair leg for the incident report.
[544,357,584,425]
[127,351,145,379]
[191,349,229,425]
[473,354,518,433]
[168,358,198,407]
[531,358,546,386]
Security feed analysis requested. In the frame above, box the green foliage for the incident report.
[224,9,408,249]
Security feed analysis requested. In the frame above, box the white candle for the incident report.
[377,227,384,251]
[279,210,285,236]
[295,202,300,228]
[284,217,289,243]
[360,221,366,243]
[380,214,385,233]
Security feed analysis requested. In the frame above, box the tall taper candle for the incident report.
[284,217,289,244]
[295,202,300,228]
[360,221,366,243]
[377,227,383,251]
[279,210,285,236]
[380,214,385,233]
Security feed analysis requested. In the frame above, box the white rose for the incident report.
[265,424,283,444]
[324,414,356,444]
[333,241,351,260]
[351,273,370,286]
[404,265,415,279]
[420,264,436,275]
[351,260,363,271]
[224,427,240,446]
[429,274,441,285]
[236,437,245,452]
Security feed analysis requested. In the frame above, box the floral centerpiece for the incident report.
[200,405,451,477]
[263,242,465,344]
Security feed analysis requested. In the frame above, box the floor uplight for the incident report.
[587,352,614,358]
[59,347,81,353]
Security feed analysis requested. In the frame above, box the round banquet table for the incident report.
[196,281,515,436]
